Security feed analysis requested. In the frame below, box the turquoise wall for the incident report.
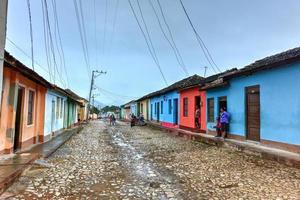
[150,91,180,124]
[206,62,300,145]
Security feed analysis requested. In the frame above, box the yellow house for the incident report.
[137,98,150,121]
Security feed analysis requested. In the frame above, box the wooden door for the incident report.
[173,99,178,125]
[14,87,24,151]
[246,86,260,141]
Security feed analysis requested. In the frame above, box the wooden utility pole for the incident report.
[86,70,106,120]
[0,0,8,105]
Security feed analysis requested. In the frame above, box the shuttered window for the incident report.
[207,98,215,122]
[27,90,35,125]
[161,101,163,114]
[183,97,188,117]
[168,99,172,114]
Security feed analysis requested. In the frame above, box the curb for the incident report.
[146,122,300,168]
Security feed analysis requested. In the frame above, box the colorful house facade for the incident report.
[137,98,150,120]
[178,75,206,132]
[146,75,202,128]
[150,91,180,127]
[204,48,300,153]
[130,100,137,116]
[0,52,49,153]
[44,86,67,142]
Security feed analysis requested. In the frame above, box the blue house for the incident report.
[204,47,300,153]
[44,86,68,142]
[147,75,202,128]
[130,100,137,116]
[150,90,180,128]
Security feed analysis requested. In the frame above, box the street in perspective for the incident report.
[2,120,299,199]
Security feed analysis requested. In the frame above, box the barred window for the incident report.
[27,90,35,125]
[207,98,215,122]
[183,97,188,117]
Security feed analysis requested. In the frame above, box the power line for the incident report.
[41,0,53,82]
[156,0,189,76]
[102,0,108,59]
[51,0,69,87]
[6,37,67,86]
[128,0,168,86]
[95,85,139,99]
[107,0,120,57]
[43,0,66,87]
[93,0,98,66]
[73,0,92,80]
[148,0,189,76]
[26,0,34,71]
[178,0,221,73]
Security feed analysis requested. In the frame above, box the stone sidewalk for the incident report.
[146,121,300,168]
[0,125,83,195]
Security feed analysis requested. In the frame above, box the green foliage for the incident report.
[90,106,100,115]
[101,105,120,113]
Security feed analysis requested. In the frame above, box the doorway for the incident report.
[246,86,260,141]
[195,96,201,128]
[156,102,160,122]
[173,98,178,125]
[14,87,24,152]
[218,96,227,112]
[51,100,55,137]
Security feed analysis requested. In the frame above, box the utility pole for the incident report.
[0,0,8,107]
[87,70,106,120]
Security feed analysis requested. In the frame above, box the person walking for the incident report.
[220,107,230,138]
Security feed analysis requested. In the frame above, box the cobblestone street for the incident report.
[3,120,300,200]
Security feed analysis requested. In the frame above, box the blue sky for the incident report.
[5,0,300,105]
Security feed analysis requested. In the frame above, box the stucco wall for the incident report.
[150,91,180,126]
[44,90,67,136]
[139,99,149,120]
[179,87,206,130]
[130,103,137,116]
[0,66,46,153]
[206,62,300,145]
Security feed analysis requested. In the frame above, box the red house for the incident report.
[178,76,206,132]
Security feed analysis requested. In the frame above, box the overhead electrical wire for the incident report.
[26,0,34,71]
[148,0,189,76]
[156,0,189,76]
[6,37,67,87]
[95,85,139,99]
[127,0,168,86]
[93,0,98,66]
[41,0,53,82]
[51,0,70,87]
[43,0,66,87]
[73,0,92,79]
[102,0,108,59]
[107,0,120,57]
[178,0,221,73]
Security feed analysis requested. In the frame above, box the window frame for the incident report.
[160,101,163,114]
[207,98,215,122]
[168,99,172,114]
[27,90,35,125]
[183,97,188,117]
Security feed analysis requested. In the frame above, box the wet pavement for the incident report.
[2,120,300,199]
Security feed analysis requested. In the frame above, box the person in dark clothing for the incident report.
[214,117,222,137]
[220,107,230,138]
[130,114,136,127]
